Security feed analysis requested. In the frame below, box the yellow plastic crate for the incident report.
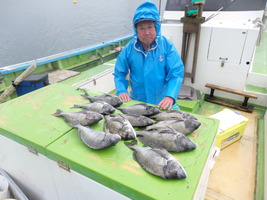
[210,109,248,149]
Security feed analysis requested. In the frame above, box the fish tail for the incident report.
[68,120,81,128]
[124,140,138,149]
[71,104,81,109]
[52,109,63,116]
[81,93,92,100]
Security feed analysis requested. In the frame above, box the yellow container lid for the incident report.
[210,109,248,132]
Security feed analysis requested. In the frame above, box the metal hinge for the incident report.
[57,161,70,172]
[27,146,38,155]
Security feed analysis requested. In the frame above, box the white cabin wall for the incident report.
[163,11,264,22]
[161,14,261,104]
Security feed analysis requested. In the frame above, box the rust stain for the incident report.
[87,154,103,164]
[172,154,181,161]
[192,131,198,139]
[63,139,69,144]
[0,113,17,126]
[62,95,86,107]
[124,161,139,167]
[119,164,143,175]
[0,113,8,125]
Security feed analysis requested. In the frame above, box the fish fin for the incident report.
[151,148,170,158]
[167,110,183,114]
[149,114,158,119]
[138,127,147,131]
[52,109,63,116]
[168,116,181,120]
[145,124,157,130]
[164,126,177,132]
[104,121,110,133]
[117,113,125,118]
[136,103,147,106]
[67,120,80,128]
[136,131,143,137]
[124,113,139,117]
[175,119,185,122]
[112,116,128,124]
[158,128,178,135]
[137,136,148,145]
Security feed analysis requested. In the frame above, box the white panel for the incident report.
[79,72,115,93]
[208,27,247,64]
[47,161,130,200]
[0,135,59,200]
[74,68,115,93]
[0,134,130,200]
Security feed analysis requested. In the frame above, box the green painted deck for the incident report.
[0,83,219,200]
[0,83,88,155]
[252,30,267,75]
[246,84,267,94]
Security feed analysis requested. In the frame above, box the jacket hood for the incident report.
[133,1,161,36]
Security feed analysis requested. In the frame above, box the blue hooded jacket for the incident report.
[113,1,184,107]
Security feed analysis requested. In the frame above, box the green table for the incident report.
[0,83,219,199]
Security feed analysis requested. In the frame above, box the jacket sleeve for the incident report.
[164,42,184,101]
[113,48,130,96]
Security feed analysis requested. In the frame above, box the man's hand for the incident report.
[158,96,174,110]
[119,93,131,102]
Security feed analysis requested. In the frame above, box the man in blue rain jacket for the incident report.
[113,1,184,110]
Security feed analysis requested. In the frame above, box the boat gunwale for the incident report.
[0,34,133,75]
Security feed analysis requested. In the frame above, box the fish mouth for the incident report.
[176,167,187,179]
[186,140,197,151]
[165,160,187,179]
[194,121,202,130]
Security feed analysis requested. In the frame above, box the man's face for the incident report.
[136,21,156,49]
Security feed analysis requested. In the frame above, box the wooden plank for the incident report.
[47,69,80,84]
[205,83,258,99]
[205,94,254,113]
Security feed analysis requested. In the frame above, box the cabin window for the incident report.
[165,0,267,11]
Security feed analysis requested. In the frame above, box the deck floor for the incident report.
[197,101,260,200]
[251,20,267,75]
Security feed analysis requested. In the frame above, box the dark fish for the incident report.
[117,103,160,116]
[125,140,187,179]
[52,109,103,126]
[72,101,116,115]
[81,92,123,107]
[72,123,121,150]
[150,110,198,121]
[104,114,136,140]
[137,128,196,152]
[121,114,154,127]
[145,119,201,135]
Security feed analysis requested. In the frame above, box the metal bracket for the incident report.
[27,146,38,155]
[93,78,96,85]
[97,52,103,64]
[0,73,3,84]
[57,161,70,172]
[219,57,228,67]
